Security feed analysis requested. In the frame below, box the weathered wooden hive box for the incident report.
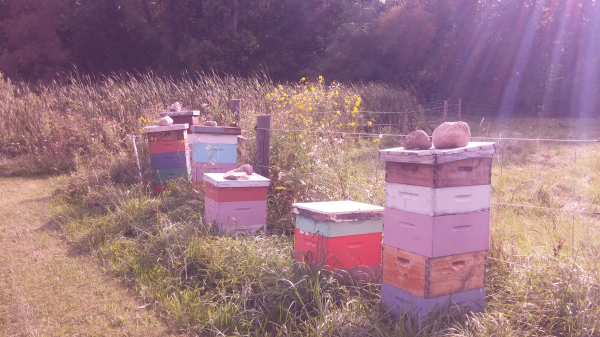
[145,124,191,193]
[191,125,241,184]
[160,110,201,127]
[292,200,384,278]
[203,172,270,234]
[379,142,496,318]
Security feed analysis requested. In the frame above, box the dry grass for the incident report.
[0,176,176,336]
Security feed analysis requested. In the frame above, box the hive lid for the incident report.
[292,200,384,223]
[160,110,200,117]
[379,142,496,165]
[191,125,242,135]
[203,173,270,187]
[144,123,189,133]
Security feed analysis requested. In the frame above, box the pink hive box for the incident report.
[383,207,490,258]
[203,172,270,235]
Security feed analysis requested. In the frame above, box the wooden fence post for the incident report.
[402,111,409,135]
[458,98,462,118]
[255,115,271,178]
[229,99,241,126]
[443,100,448,121]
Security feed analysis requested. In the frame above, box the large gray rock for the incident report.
[401,130,432,150]
[169,102,182,112]
[156,116,173,126]
[224,164,253,180]
[204,121,218,126]
[432,121,471,149]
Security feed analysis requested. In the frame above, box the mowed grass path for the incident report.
[0,177,175,336]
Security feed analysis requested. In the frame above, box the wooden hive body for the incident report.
[382,245,486,299]
[145,124,191,190]
[293,200,384,272]
[381,282,485,319]
[383,207,490,258]
[203,173,270,234]
[160,110,200,127]
[191,126,241,183]
[294,228,382,269]
[379,142,495,316]
[385,183,491,216]
[385,156,492,188]
[149,139,188,154]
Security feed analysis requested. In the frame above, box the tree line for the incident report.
[0,0,598,116]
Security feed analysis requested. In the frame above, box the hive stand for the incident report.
[191,125,241,185]
[145,124,191,193]
[379,142,496,319]
[292,200,384,282]
[203,172,270,235]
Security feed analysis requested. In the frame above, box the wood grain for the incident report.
[386,156,492,187]
[190,125,242,135]
[255,115,271,178]
[204,183,267,202]
[159,110,200,116]
[147,130,187,142]
[383,245,486,299]
[170,115,199,126]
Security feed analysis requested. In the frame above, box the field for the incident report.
[1,73,599,336]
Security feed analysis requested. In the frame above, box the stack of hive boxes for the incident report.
[159,110,200,150]
[191,125,241,185]
[293,201,384,280]
[145,124,191,193]
[379,142,496,318]
[204,172,270,234]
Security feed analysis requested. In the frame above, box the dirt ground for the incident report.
[0,177,176,336]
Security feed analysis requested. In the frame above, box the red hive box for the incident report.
[292,201,384,279]
[294,228,382,269]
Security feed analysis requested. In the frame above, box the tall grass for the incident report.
[0,71,415,176]
[4,71,600,335]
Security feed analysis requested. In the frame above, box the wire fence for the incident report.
[235,123,600,276]
[241,103,600,277]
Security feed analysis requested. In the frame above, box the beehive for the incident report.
[379,142,496,318]
[203,172,270,234]
[159,110,201,149]
[191,125,241,185]
[292,201,384,279]
[145,124,191,193]
[159,110,201,127]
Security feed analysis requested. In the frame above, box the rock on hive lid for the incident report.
[292,200,384,223]
[144,123,189,133]
[160,110,200,117]
[190,125,242,135]
[379,142,497,165]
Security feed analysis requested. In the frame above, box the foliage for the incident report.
[1,0,599,115]
[0,72,416,177]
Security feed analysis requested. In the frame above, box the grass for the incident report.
[2,71,600,335]
[0,176,173,336]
